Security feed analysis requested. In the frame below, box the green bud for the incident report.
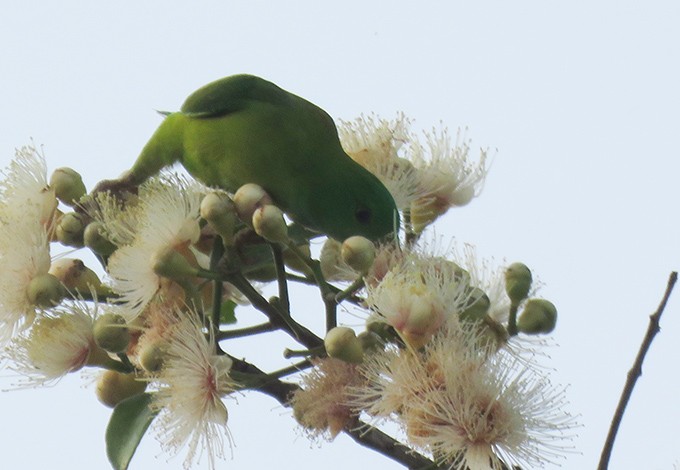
[50,167,87,206]
[138,339,168,372]
[233,183,273,224]
[357,331,383,353]
[341,236,375,273]
[56,212,87,247]
[95,370,147,408]
[366,320,398,342]
[459,288,491,322]
[93,313,130,353]
[200,192,239,243]
[83,221,117,256]
[26,273,64,308]
[504,262,532,304]
[49,258,103,295]
[252,204,288,243]
[517,298,557,334]
[151,246,198,280]
[324,326,363,364]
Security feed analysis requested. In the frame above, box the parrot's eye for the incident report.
[355,207,372,225]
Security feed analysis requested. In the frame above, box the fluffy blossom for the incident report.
[365,252,471,349]
[5,301,97,385]
[152,312,235,469]
[350,326,575,469]
[105,176,204,319]
[291,357,364,441]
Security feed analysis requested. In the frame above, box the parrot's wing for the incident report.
[180,74,289,118]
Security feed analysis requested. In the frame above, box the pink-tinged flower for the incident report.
[350,326,576,469]
[152,312,235,469]
[5,301,97,385]
[291,357,364,440]
[365,253,470,350]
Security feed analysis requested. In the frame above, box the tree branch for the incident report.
[598,271,678,470]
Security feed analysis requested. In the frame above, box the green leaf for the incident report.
[220,299,238,324]
[106,392,158,470]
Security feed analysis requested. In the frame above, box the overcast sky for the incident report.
[1,2,679,469]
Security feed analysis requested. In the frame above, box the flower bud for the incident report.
[50,167,87,206]
[283,243,313,275]
[399,297,443,350]
[56,212,87,247]
[151,246,199,280]
[252,204,288,243]
[95,370,147,408]
[357,331,383,353]
[83,221,117,256]
[93,313,130,353]
[324,327,364,364]
[49,258,104,295]
[26,273,64,308]
[341,236,375,274]
[233,183,273,224]
[200,192,239,243]
[138,339,168,373]
[517,299,557,334]
[505,262,532,304]
[366,320,398,342]
[458,288,491,322]
[320,238,354,281]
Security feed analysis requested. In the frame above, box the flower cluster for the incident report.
[0,110,573,470]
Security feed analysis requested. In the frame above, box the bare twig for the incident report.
[598,271,678,470]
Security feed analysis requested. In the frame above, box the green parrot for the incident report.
[106,74,398,241]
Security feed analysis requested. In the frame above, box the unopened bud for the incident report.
[49,258,104,295]
[517,299,557,334]
[505,262,532,304]
[93,313,130,353]
[95,370,147,408]
[320,238,354,281]
[138,339,168,372]
[283,243,313,275]
[252,205,288,243]
[459,288,491,322]
[200,192,238,243]
[233,183,273,224]
[324,327,364,364]
[27,273,64,308]
[151,246,198,280]
[56,212,87,247]
[341,236,375,273]
[357,331,383,353]
[399,298,443,350]
[50,167,87,206]
[83,222,117,256]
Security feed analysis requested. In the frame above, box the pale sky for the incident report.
[1,2,679,469]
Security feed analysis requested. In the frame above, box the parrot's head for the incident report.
[295,164,400,242]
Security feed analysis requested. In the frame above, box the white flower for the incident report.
[0,223,52,343]
[350,326,575,469]
[106,175,204,320]
[5,301,96,385]
[338,113,422,211]
[365,252,470,349]
[0,144,58,229]
[152,311,235,469]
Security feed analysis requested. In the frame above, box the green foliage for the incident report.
[106,393,158,470]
